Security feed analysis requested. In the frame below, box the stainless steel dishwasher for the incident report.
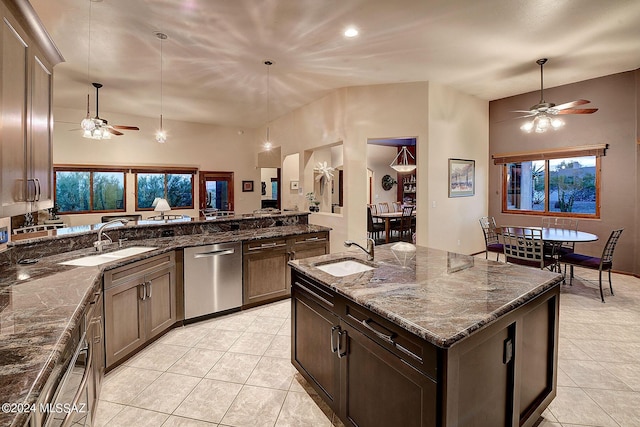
[184,242,243,319]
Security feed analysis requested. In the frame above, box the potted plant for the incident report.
[305,192,320,212]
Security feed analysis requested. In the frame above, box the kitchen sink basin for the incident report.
[59,246,157,266]
[315,259,375,277]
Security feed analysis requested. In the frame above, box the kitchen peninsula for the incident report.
[0,212,329,427]
[290,245,563,427]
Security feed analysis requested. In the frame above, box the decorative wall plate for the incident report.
[381,174,396,191]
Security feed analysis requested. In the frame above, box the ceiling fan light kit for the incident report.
[516,58,597,134]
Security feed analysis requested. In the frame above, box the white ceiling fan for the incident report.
[513,59,598,133]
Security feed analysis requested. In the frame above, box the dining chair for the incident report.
[391,206,414,240]
[378,202,390,213]
[367,206,385,240]
[541,217,579,255]
[561,229,624,303]
[479,216,503,261]
[392,201,402,212]
[502,227,555,269]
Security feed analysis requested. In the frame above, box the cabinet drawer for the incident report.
[243,238,288,253]
[292,271,337,311]
[343,302,438,379]
[289,232,328,245]
[104,252,175,288]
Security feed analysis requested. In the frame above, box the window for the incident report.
[135,170,195,210]
[494,144,606,218]
[54,168,126,213]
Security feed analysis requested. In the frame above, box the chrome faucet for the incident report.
[94,219,128,252]
[344,238,375,261]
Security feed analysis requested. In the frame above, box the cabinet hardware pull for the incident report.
[146,281,152,298]
[294,282,333,307]
[330,325,340,353]
[194,249,235,258]
[301,237,326,242]
[249,242,287,250]
[139,283,146,301]
[361,319,396,344]
[337,330,347,358]
[61,339,92,427]
[26,178,36,202]
[34,178,41,201]
[90,291,100,305]
[289,251,296,260]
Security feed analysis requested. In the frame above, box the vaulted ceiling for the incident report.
[31,0,640,129]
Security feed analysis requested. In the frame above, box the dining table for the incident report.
[372,210,417,243]
[499,226,598,244]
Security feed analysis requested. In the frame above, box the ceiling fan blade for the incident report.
[112,125,140,131]
[511,110,535,114]
[106,128,124,136]
[556,108,598,115]
[552,99,590,111]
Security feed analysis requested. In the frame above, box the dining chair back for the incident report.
[368,204,378,215]
[542,217,579,230]
[502,227,554,269]
[479,216,503,261]
[392,201,402,212]
[13,223,65,234]
[390,206,414,241]
[378,202,390,213]
[561,229,624,302]
[367,206,384,240]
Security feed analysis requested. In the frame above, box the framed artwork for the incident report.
[448,158,475,197]
[242,180,254,192]
[290,180,299,190]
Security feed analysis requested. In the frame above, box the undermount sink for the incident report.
[315,259,375,277]
[59,246,157,266]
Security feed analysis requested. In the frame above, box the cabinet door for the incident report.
[29,53,53,209]
[291,287,341,412]
[243,239,289,306]
[0,10,29,216]
[92,292,105,401]
[104,278,146,367]
[340,322,437,427]
[145,267,176,339]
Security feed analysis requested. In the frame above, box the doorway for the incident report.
[199,171,234,212]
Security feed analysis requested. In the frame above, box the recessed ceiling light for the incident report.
[344,27,359,38]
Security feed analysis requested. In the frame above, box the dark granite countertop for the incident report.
[289,244,563,349]
[0,223,328,427]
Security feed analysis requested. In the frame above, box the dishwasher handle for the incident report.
[193,248,235,258]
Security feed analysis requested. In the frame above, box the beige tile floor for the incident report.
[95,265,640,427]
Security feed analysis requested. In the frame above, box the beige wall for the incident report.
[51,108,261,226]
[259,82,488,254]
[489,71,639,274]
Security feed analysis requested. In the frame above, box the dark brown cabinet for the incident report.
[243,231,329,307]
[291,269,559,427]
[103,252,176,368]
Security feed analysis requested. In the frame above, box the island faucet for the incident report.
[94,219,129,252]
[344,238,375,261]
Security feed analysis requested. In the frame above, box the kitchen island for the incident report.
[289,245,563,427]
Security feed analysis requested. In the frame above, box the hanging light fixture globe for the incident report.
[263,60,273,151]
[390,146,416,172]
[155,31,168,143]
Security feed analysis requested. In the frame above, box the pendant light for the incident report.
[390,146,416,172]
[155,31,168,143]
[264,60,273,151]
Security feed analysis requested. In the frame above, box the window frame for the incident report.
[133,167,196,211]
[54,166,127,214]
[493,144,607,219]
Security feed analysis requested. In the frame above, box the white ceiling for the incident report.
[31,0,640,129]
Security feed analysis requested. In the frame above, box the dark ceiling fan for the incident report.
[513,59,598,132]
[81,82,139,138]
[514,58,599,117]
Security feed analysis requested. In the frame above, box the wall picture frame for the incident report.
[448,158,475,197]
[290,180,299,190]
[242,180,254,192]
